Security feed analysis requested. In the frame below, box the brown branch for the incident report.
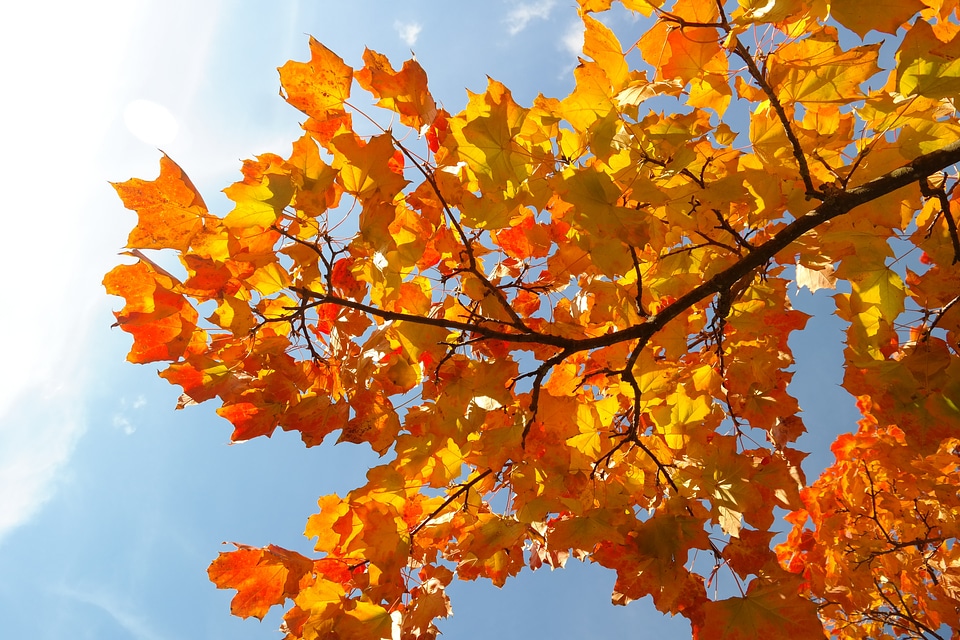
[288,287,570,346]
[660,2,817,198]
[280,142,960,370]
[921,294,960,342]
[629,245,649,318]
[712,208,754,253]
[410,469,492,536]
[874,578,946,640]
[521,349,576,445]
[728,38,820,199]
[580,140,960,354]
[919,177,960,264]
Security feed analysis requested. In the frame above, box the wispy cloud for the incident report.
[0,385,85,543]
[113,415,136,435]
[561,20,585,58]
[56,585,171,640]
[394,20,422,46]
[112,395,148,435]
[505,0,555,35]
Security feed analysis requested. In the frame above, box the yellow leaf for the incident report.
[795,262,837,293]
[556,166,653,247]
[699,578,825,640]
[450,79,530,192]
[830,0,924,38]
[558,62,617,134]
[330,132,409,201]
[223,162,295,231]
[850,264,906,323]
[895,19,960,99]
[336,601,394,640]
[652,385,711,449]
[245,262,291,296]
[767,29,880,104]
[732,0,806,25]
[582,13,629,90]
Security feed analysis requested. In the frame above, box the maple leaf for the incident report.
[102,258,199,363]
[356,49,438,130]
[697,578,825,640]
[795,261,837,293]
[830,0,925,38]
[279,37,354,144]
[208,544,314,620]
[766,29,880,105]
[112,154,208,252]
[894,18,960,100]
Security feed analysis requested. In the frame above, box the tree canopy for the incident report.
[105,0,960,638]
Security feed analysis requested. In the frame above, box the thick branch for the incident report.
[289,142,960,360]
[576,140,960,352]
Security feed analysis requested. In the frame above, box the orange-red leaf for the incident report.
[208,544,314,620]
[103,260,199,363]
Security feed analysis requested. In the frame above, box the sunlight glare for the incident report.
[124,99,179,147]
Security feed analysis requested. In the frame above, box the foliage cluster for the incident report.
[106,0,960,637]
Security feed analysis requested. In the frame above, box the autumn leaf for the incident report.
[113,154,207,252]
[356,49,438,130]
[279,37,354,144]
[766,29,880,104]
[103,259,199,363]
[829,0,925,38]
[894,18,960,100]
[697,578,824,640]
[208,544,314,620]
[795,261,836,293]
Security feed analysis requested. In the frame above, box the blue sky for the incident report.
[0,1,859,638]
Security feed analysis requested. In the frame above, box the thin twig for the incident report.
[410,469,493,536]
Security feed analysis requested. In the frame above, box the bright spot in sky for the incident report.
[123,99,179,146]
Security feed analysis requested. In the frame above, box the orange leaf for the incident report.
[830,0,924,38]
[279,37,353,124]
[113,154,207,252]
[208,544,314,620]
[697,578,825,640]
[356,49,438,130]
[103,260,198,363]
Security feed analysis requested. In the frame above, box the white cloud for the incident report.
[0,385,85,543]
[112,395,147,435]
[113,415,137,435]
[561,20,585,57]
[505,0,555,35]
[394,20,422,46]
